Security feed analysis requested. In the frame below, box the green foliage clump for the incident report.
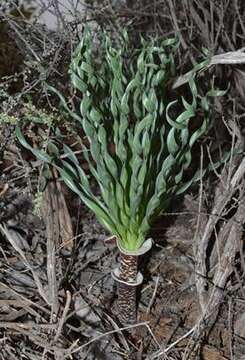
[33,191,43,218]
[0,85,60,127]
[22,102,61,126]
[0,113,18,125]
[17,30,212,251]
[0,88,18,124]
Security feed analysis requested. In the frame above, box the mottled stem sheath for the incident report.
[117,252,138,324]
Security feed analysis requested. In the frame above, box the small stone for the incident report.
[74,295,100,324]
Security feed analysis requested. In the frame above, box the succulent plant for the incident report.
[17,29,212,324]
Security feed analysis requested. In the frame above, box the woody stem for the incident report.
[117,252,139,324]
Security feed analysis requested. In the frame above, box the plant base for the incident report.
[117,253,138,324]
[117,281,137,324]
[111,239,153,325]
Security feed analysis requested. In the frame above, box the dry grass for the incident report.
[0,1,244,359]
